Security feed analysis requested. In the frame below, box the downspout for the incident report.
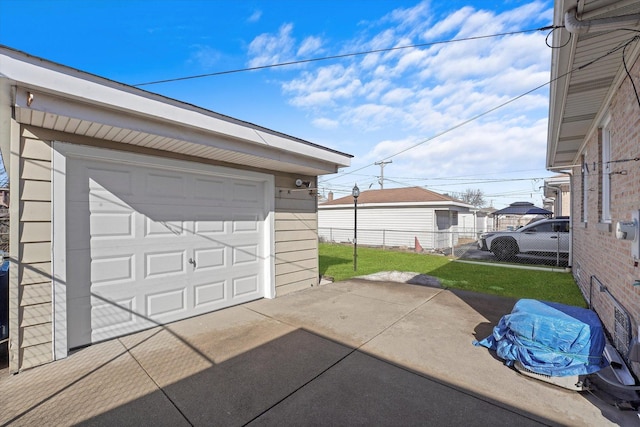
[565,7,640,34]
[554,170,574,269]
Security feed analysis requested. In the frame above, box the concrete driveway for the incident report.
[0,279,634,426]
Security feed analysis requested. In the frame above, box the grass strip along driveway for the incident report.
[319,243,585,307]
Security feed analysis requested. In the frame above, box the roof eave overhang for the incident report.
[547,0,640,170]
[1,47,352,176]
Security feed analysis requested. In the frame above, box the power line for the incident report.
[132,26,556,87]
[323,33,639,183]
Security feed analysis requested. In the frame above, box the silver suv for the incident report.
[478,218,570,261]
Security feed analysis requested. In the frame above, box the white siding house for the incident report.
[319,187,473,250]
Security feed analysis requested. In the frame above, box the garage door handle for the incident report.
[188,258,196,267]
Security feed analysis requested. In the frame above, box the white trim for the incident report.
[581,154,588,224]
[1,49,351,170]
[601,115,612,223]
[52,143,68,360]
[52,142,275,356]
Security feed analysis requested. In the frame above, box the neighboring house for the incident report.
[543,175,571,217]
[547,1,640,375]
[0,46,352,372]
[318,187,473,250]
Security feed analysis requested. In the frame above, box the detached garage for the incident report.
[0,46,352,371]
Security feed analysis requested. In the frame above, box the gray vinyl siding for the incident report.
[15,127,54,370]
[273,176,319,295]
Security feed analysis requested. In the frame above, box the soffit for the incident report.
[547,0,640,168]
[2,47,352,176]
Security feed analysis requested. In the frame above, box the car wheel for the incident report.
[492,240,518,261]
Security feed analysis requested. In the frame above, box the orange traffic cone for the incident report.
[415,237,423,253]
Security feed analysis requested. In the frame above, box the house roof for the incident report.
[0,45,352,176]
[320,186,470,207]
[547,1,640,169]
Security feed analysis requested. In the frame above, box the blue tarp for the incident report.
[474,299,606,377]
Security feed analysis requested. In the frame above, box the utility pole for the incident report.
[375,160,392,189]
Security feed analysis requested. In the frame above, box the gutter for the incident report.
[564,7,640,34]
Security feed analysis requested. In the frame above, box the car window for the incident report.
[527,223,553,232]
[552,221,570,232]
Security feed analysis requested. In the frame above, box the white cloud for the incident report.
[297,36,323,57]
[247,1,554,207]
[248,23,296,67]
[381,87,414,104]
[283,64,362,107]
[247,9,262,23]
[421,7,474,40]
[312,117,339,129]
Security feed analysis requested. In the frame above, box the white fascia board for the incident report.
[1,48,352,168]
[13,87,344,174]
[546,0,575,169]
[0,78,14,175]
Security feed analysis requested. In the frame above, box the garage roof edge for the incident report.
[0,45,353,167]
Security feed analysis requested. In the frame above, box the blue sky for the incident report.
[0,0,555,208]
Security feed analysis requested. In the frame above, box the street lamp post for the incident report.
[352,183,360,271]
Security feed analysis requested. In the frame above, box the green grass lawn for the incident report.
[319,243,586,307]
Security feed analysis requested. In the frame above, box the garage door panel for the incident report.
[88,190,135,209]
[145,217,187,237]
[193,177,227,201]
[233,214,261,232]
[145,172,186,199]
[194,217,226,234]
[146,288,187,317]
[233,275,259,297]
[91,254,135,284]
[194,247,225,270]
[145,250,186,278]
[65,151,269,349]
[231,181,261,205]
[92,297,136,330]
[66,164,134,201]
[233,245,259,265]
[89,172,134,195]
[91,211,135,239]
[194,281,226,308]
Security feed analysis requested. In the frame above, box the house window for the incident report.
[581,154,588,223]
[600,116,612,223]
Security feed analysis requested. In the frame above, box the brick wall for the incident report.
[571,57,640,372]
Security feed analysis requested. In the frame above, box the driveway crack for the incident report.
[117,337,194,427]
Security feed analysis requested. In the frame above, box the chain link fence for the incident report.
[319,226,569,267]
[0,208,7,255]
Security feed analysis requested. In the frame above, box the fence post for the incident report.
[383,229,386,250]
[450,231,454,256]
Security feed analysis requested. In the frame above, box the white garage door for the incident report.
[60,146,272,349]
